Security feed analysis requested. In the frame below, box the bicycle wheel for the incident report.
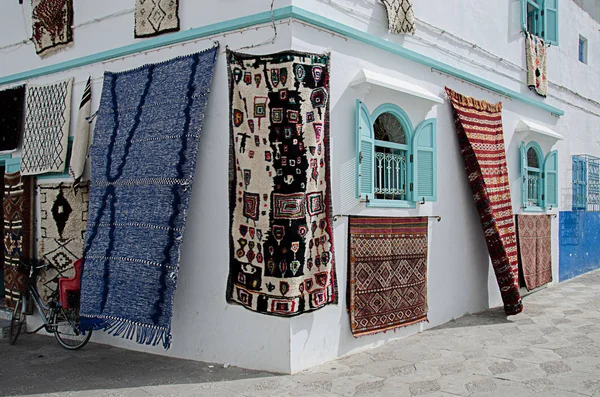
[52,308,92,350]
[9,298,25,345]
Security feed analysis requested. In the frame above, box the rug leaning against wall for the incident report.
[135,0,180,38]
[21,79,73,175]
[226,50,337,316]
[348,216,428,337]
[446,87,523,316]
[79,46,218,349]
[31,0,74,58]
[38,183,89,304]
[0,86,26,151]
[3,172,35,309]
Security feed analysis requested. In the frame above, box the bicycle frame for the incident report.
[18,265,63,334]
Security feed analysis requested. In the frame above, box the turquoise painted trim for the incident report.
[289,7,565,116]
[0,6,565,117]
[0,153,12,167]
[371,103,414,134]
[523,207,545,213]
[5,157,20,174]
[366,199,416,209]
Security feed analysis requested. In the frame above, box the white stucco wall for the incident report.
[1,0,599,374]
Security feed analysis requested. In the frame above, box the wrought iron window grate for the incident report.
[572,154,600,212]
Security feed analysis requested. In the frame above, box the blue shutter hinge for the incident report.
[542,172,545,178]
[542,194,545,200]
[410,183,414,192]
[410,154,413,163]
[359,152,363,164]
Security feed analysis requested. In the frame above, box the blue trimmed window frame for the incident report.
[521,0,559,46]
[521,140,559,211]
[356,101,437,208]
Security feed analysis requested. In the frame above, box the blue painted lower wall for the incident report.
[559,211,600,281]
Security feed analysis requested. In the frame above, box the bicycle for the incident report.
[8,259,92,350]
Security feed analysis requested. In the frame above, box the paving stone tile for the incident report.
[409,380,441,395]
[540,360,572,374]
[521,378,555,393]
[438,362,466,376]
[465,378,497,393]
[488,361,518,375]
[354,380,385,396]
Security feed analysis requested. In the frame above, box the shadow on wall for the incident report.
[559,211,600,281]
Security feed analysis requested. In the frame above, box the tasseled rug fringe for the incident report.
[80,316,171,349]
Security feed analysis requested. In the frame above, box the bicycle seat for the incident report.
[58,259,83,309]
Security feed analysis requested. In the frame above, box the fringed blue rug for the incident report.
[80,46,218,349]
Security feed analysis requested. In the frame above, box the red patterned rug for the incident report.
[348,216,428,337]
[517,215,552,290]
[446,87,523,315]
[3,172,34,309]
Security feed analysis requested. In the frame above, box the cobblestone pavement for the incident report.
[4,270,600,396]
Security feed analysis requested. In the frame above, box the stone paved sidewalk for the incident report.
[4,270,600,396]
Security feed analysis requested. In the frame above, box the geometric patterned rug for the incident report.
[3,172,35,309]
[226,50,337,316]
[21,79,73,175]
[381,0,416,34]
[38,183,89,304]
[446,87,523,316]
[517,215,552,291]
[134,0,180,38]
[348,216,428,337]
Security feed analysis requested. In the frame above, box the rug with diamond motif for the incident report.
[3,172,34,309]
[37,183,89,304]
[135,0,180,38]
[226,50,337,316]
[516,214,552,290]
[348,216,428,337]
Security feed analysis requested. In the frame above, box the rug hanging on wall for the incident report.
[31,0,74,58]
[226,50,337,316]
[348,217,428,337]
[21,79,73,175]
[381,0,416,35]
[135,0,180,38]
[69,77,92,186]
[0,86,26,151]
[38,183,89,304]
[525,32,547,97]
[3,172,34,309]
[517,215,552,290]
[79,46,218,349]
[445,87,523,316]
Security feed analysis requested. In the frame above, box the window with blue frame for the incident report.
[578,35,587,64]
[572,154,600,212]
[521,0,559,46]
[356,100,437,207]
[520,141,558,210]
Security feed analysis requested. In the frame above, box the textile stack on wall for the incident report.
[226,50,337,316]
[516,215,552,290]
[80,47,218,348]
[0,86,26,151]
[31,0,74,58]
[381,0,416,35]
[445,87,523,316]
[525,32,547,97]
[135,0,180,38]
[21,79,73,175]
[348,217,428,337]
[3,172,34,308]
[38,183,89,303]
[69,77,92,186]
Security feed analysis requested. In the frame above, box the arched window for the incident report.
[520,141,558,210]
[526,146,542,207]
[356,101,437,207]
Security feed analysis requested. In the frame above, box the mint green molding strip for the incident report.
[0,6,564,116]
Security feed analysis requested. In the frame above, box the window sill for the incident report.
[366,199,416,209]
[522,206,546,213]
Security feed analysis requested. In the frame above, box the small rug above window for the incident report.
[381,0,416,35]
[0,86,25,152]
[525,32,547,97]
[446,87,523,316]
[348,216,428,337]
[517,215,552,290]
[135,0,180,38]
[31,0,74,58]
[21,79,73,175]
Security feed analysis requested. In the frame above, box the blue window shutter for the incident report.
[543,150,559,208]
[572,156,587,211]
[544,0,559,45]
[412,119,437,202]
[356,100,374,200]
[520,142,528,208]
